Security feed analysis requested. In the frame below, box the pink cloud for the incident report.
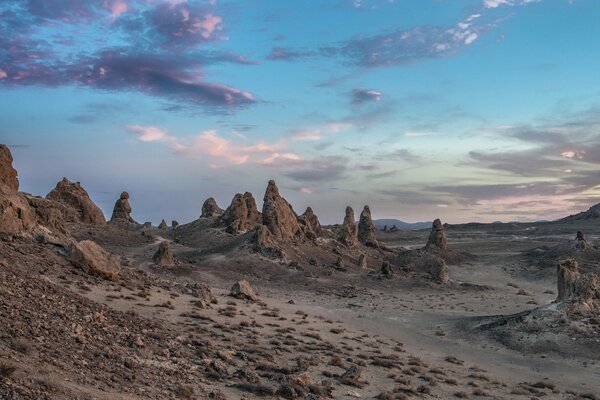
[196,14,223,39]
[126,125,170,142]
[0,70,7,79]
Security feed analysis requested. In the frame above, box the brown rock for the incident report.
[220,193,249,234]
[243,192,261,225]
[230,280,258,302]
[111,192,135,223]
[0,144,19,191]
[339,206,358,247]
[557,259,580,302]
[261,180,301,240]
[153,241,175,266]
[358,253,368,269]
[358,205,378,247]
[428,257,449,283]
[0,185,35,234]
[27,196,67,235]
[426,218,448,250]
[46,178,105,224]
[201,197,224,218]
[171,220,179,228]
[158,219,168,230]
[67,240,120,280]
[575,231,589,250]
[381,261,393,276]
[297,207,321,238]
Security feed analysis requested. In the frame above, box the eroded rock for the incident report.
[201,197,224,218]
[153,241,175,266]
[339,206,358,248]
[298,207,321,238]
[0,144,19,191]
[158,219,168,230]
[230,280,258,302]
[262,180,301,240]
[111,192,135,223]
[67,240,120,280]
[46,178,105,224]
[220,193,249,234]
[358,205,378,247]
[426,218,448,250]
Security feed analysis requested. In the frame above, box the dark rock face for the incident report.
[0,144,19,191]
[158,219,168,230]
[46,178,105,224]
[339,206,358,248]
[153,241,175,266]
[298,207,321,238]
[575,231,589,250]
[381,261,393,276]
[221,193,249,234]
[230,280,258,301]
[111,192,135,223]
[171,220,179,228]
[261,180,301,240]
[560,203,600,221]
[358,205,378,247]
[426,218,448,250]
[201,197,223,218]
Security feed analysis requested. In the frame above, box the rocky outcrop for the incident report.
[0,184,35,234]
[339,206,358,248]
[298,207,321,238]
[428,257,449,283]
[358,205,378,247]
[67,240,120,280]
[575,231,589,250]
[230,280,258,302]
[158,219,168,230]
[0,144,19,191]
[171,220,179,228]
[27,196,67,235]
[358,253,367,269]
[244,192,261,225]
[46,178,105,224]
[381,261,393,276]
[556,259,599,308]
[262,180,301,241]
[426,218,448,250]
[110,192,135,223]
[559,203,600,222]
[153,241,175,266]
[201,197,223,218]
[221,193,249,234]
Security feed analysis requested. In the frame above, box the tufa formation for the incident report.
[201,197,224,218]
[426,218,448,250]
[339,206,359,248]
[46,178,105,224]
[111,191,135,223]
[261,180,301,241]
[358,205,378,247]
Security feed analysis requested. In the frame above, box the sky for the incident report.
[1,0,599,225]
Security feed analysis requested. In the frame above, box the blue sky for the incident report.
[1,0,599,224]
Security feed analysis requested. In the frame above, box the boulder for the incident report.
[110,192,135,223]
[556,259,600,307]
[172,220,179,228]
[0,185,36,234]
[67,240,120,280]
[358,205,378,247]
[425,218,448,250]
[575,231,589,250]
[381,261,393,276]
[230,280,258,302]
[339,206,358,247]
[297,207,321,238]
[261,180,301,240]
[46,178,105,224]
[201,197,224,218]
[153,241,175,266]
[358,253,368,269]
[0,144,19,191]
[158,219,168,230]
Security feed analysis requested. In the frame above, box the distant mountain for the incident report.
[373,219,432,231]
[558,203,600,222]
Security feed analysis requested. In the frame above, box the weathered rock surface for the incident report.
[27,196,67,235]
[358,205,378,247]
[46,178,105,224]
[220,193,250,234]
[153,241,175,266]
[0,185,35,234]
[111,192,135,223]
[339,206,358,247]
[0,144,19,191]
[575,231,589,250]
[158,219,168,230]
[67,240,120,280]
[261,180,301,240]
[428,257,449,283]
[171,220,179,228]
[426,218,448,250]
[201,197,224,218]
[297,207,321,238]
[358,253,367,269]
[244,192,261,225]
[381,261,393,276]
[556,259,599,308]
[230,280,258,301]
[560,203,600,221]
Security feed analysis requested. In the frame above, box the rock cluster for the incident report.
[261,180,301,240]
[111,192,135,223]
[221,194,250,234]
[339,206,358,247]
[244,192,261,226]
[67,240,120,280]
[358,205,378,247]
[201,197,223,218]
[426,218,448,250]
[153,241,175,266]
[46,178,105,224]
[556,259,599,306]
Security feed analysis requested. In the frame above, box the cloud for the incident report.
[267,47,314,61]
[483,0,541,8]
[284,157,348,182]
[289,122,352,142]
[0,1,255,109]
[351,88,382,105]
